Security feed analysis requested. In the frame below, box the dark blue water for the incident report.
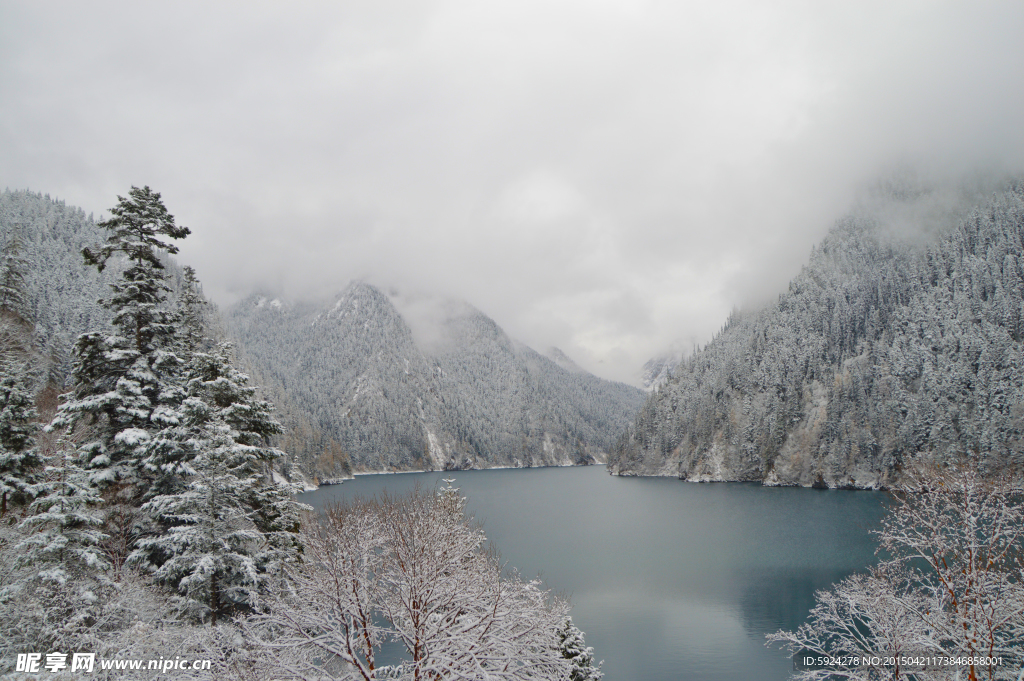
[298,465,888,681]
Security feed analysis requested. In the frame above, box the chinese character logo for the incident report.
[15,653,42,672]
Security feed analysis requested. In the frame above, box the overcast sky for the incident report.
[2,1,1023,384]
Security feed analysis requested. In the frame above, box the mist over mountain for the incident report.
[15,177,1024,491]
[1,188,643,481]
[226,283,646,479]
[611,178,1024,488]
[640,346,685,392]
[544,346,588,375]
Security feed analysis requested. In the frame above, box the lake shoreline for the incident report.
[298,465,887,681]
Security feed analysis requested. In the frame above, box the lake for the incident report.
[297,465,888,681]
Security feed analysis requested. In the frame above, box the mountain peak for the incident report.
[226,279,646,475]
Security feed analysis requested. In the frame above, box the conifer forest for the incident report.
[0,187,604,680]
[4,167,1024,679]
[5,3,1024,678]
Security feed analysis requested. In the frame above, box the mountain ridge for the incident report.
[227,281,646,478]
[612,180,1024,488]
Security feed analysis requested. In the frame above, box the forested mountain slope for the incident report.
[610,181,1024,488]
[0,190,116,382]
[0,190,642,480]
[0,190,194,387]
[227,283,646,477]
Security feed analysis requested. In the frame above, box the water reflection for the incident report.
[738,567,854,637]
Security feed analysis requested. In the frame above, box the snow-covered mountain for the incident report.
[640,348,685,392]
[0,190,131,384]
[544,346,588,374]
[611,179,1024,488]
[0,190,199,384]
[226,283,646,477]
[1,190,644,480]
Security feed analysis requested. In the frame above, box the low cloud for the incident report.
[2,0,1023,384]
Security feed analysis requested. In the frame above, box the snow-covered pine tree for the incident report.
[81,186,190,355]
[175,265,212,359]
[1,439,112,652]
[0,360,40,516]
[188,344,302,558]
[190,344,304,569]
[132,400,264,625]
[49,186,189,498]
[15,438,109,585]
[0,227,35,375]
[0,231,31,324]
[0,233,39,518]
[557,616,604,681]
[133,343,305,622]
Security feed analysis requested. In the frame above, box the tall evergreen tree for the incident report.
[196,345,305,571]
[133,343,305,622]
[0,233,39,517]
[82,186,190,355]
[131,397,264,624]
[175,265,212,360]
[0,231,31,324]
[49,186,189,497]
[0,360,39,516]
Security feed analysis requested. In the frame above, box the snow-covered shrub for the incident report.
[769,460,1024,680]
[244,483,579,680]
